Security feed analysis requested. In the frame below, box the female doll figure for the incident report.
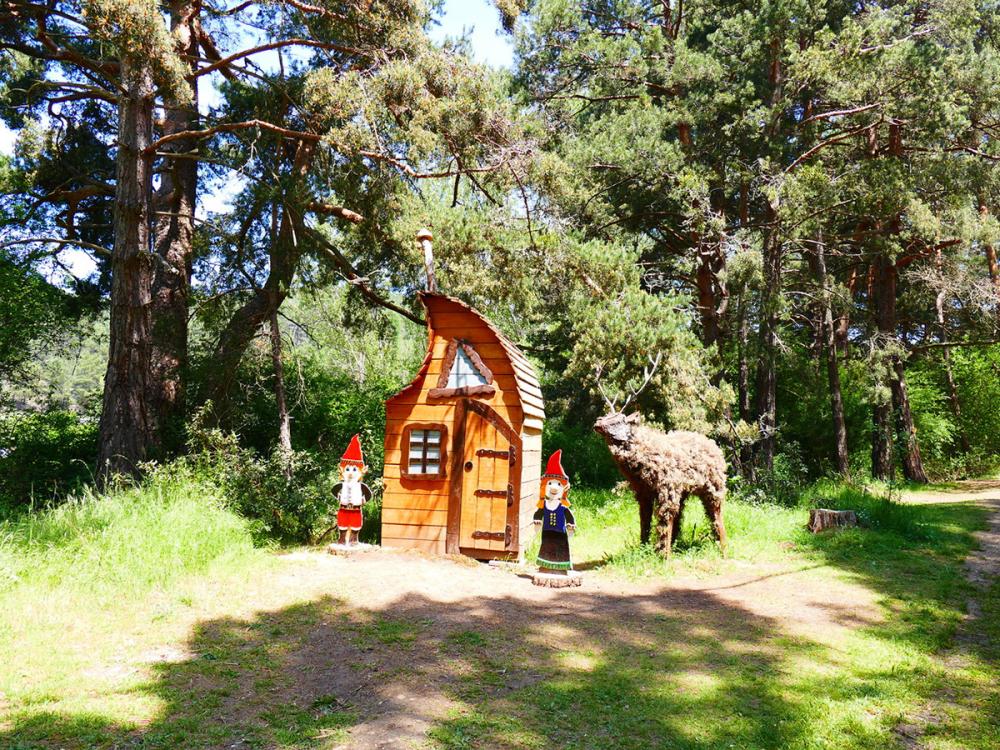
[533,450,575,572]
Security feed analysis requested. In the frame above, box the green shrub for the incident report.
[728,444,810,507]
[542,415,619,488]
[186,419,382,544]
[0,409,97,511]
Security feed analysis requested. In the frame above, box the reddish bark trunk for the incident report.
[871,255,895,481]
[835,266,858,356]
[204,143,314,420]
[987,243,1000,298]
[696,251,720,347]
[149,0,199,456]
[934,249,970,453]
[871,254,928,483]
[97,62,156,479]
[890,358,928,483]
[269,308,293,477]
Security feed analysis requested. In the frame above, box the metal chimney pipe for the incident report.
[417,227,437,293]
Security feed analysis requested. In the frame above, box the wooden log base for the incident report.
[532,571,582,588]
[808,508,859,533]
[326,542,375,556]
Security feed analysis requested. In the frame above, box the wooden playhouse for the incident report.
[381,292,545,560]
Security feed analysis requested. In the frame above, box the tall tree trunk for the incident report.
[871,254,895,481]
[981,200,1000,319]
[203,142,314,421]
[736,293,754,480]
[269,308,293,478]
[871,400,893,481]
[934,249,970,452]
[753,210,781,473]
[149,0,199,456]
[809,238,849,476]
[872,253,928,483]
[205,232,298,419]
[97,62,156,479]
[696,250,721,348]
[987,241,1000,302]
[835,266,858,357]
[890,358,928,483]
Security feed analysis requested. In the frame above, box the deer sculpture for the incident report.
[591,355,728,556]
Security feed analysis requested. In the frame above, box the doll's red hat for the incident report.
[340,434,365,467]
[543,450,569,482]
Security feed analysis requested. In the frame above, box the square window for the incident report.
[403,424,447,478]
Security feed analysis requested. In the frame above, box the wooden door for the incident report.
[450,400,520,554]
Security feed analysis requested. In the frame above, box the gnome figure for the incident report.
[533,450,576,572]
[332,434,372,546]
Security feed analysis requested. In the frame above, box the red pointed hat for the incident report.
[340,434,365,467]
[543,450,569,483]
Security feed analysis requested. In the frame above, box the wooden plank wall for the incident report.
[382,296,527,555]
[518,430,543,557]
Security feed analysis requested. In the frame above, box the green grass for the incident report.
[527,486,808,578]
[0,471,997,749]
[0,467,263,598]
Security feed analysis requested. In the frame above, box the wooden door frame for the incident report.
[445,399,523,555]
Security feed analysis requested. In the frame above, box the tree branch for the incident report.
[0,236,111,257]
[144,119,321,154]
[309,230,425,325]
[307,202,364,223]
[189,38,364,79]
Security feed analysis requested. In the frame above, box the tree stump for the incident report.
[808,508,859,533]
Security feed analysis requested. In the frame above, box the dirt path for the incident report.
[303,482,1000,749]
[900,481,1000,639]
[255,543,881,748]
[894,481,1000,749]
[54,481,998,749]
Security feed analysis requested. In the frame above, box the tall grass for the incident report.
[809,479,933,540]
[0,465,263,599]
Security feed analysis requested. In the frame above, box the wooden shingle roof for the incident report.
[388,292,545,429]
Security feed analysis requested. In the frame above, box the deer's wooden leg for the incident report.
[700,492,728,555]
[638,489,654,545]
[654,491,676,557]
[671,495,685,546]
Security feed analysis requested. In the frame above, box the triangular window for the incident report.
[447,347,489,389]
[430,339,496,399]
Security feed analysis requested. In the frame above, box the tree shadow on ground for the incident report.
[0,574,962,750]
[796,496,1000,747]
[4,495,996,749]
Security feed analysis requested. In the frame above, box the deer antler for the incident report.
[620,352,662,414]
[593,363,619,413]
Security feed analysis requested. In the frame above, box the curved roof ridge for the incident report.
[386,292,545,425]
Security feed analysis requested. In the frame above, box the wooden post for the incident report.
[417,227,438,293]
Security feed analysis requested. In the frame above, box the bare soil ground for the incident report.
[249,540,883,747]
